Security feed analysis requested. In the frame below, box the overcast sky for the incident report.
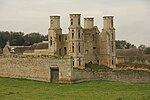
[0,0,150,47]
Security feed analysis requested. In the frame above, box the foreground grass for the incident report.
[0,78,150,100]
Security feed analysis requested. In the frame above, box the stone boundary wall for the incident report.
[0,56,149,83]
[125,56,150,65]
[72,69,150,83]
[0,56,71,82]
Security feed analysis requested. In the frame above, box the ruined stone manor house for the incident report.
[48,14,116,68]
[0,13,117,83]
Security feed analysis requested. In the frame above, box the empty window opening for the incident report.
[59,35,61,42]
[72,43,74,53]
[79,43,81,53]
[50,40,52,46]
[50,37,52,46]
[112,60,114,65]
[78,30,80,39]
[92,34,94,41]
[64,47,67,55]
[72,46,74,52]
[71,19,73,25]
[72,59,74,66]
[72,33,74,39]
[72,30,74,39]
[79,58,81,66]
[97,60,99,64]
[78,18,80,25]
[93,47,96,49]
[65,36,67,40]
[112,42,114,53]
[59,48,61,55]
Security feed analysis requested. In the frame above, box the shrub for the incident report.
[85,63,112,72]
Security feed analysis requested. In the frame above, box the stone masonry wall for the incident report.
[0,56,72,82]
[72,68,150,83]
[0,56,149,83]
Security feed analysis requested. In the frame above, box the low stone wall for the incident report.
[72,68,150,83]
[114,70,150,82]
[0,56,71,82]
[0,56,49,82]
[0,56,149,83]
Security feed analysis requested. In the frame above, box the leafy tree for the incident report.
[23,32,45,46]
[116,40,136,49]
[144,47,150,54]
[9,32,24,46]
[0,31,48,48]
[0,31,10,48]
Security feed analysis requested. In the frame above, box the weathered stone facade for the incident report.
[48,14,116,68]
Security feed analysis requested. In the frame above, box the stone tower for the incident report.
[68,14,84,68]
[48,16,62,56]
[83,17,101,64]
[100,16,116,68]
[84,18,94,28]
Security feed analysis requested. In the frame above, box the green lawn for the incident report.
[0,77,150,100]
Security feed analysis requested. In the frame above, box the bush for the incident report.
[85,63,112,72]
[144,47,150,54]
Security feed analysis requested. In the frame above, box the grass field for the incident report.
[0,77,150,100]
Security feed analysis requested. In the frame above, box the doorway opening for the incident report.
[50,67,59,82]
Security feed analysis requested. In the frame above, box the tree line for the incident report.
[116,40,150,54]
[0,31,48,48]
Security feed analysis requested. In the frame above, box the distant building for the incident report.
[2,41,30,55]
[23,41,49,55]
